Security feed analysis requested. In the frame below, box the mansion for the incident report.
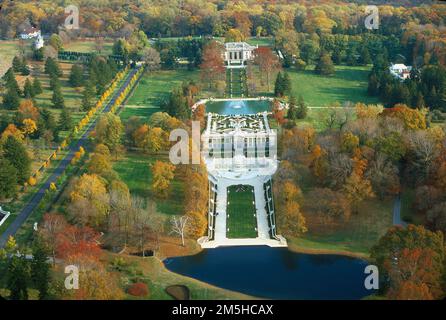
[198,111,286,248]
[223,42,258,68]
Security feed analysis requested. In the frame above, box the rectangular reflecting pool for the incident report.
[205,99,272,115]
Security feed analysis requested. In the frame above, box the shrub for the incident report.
[28,176,37,186]
[127,282,149,297]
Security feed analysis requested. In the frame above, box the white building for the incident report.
[223,42,258,68]
[389,63,412,80]
[198,111,287,248]
[34,34,44,49]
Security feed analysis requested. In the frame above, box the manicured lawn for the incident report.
[226,185,257,238]
[113,152,184,216]
[63,39,113,55]
[121,70,200,122]
[288,65,380,108]
[0,40,21,77]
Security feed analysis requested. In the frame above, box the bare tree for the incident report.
[94,36,105,54]
[169,216,189,247]
[408,131,438,181]
[142,47,161,71]
[131,197,157,257]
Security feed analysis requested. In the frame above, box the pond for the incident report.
[205,99,271,115]
[164,246,376,300]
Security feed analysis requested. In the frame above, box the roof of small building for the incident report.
[20,26,40,35]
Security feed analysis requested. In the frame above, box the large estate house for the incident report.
[199,111,286,248]
[223,42,258,68]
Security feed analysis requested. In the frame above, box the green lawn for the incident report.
[288,65,380,108]
[121,70,200,122]
[226,185,257,238]
[113,153,184,216]
[63,40,114,55]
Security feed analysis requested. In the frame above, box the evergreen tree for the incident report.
[360,47,372,65]
[274,72,283,97]
[164,88,190,120]
[44,57,62,78]
[23,78,35,99]
[32,78,43,95]
[3,68,21,94]
[2,88,20,110]
[368,72,379,96]
[315,52,335,76]
[282,72,292,96]
[51,84,65,109]
[3,136,31,184]
[0,158,18,200]
[287,95,298,120]
[12,56,23,73]
[58,107,73,131]
[49,73,61,91]
[31,241,51,300]
[296,95,308,119]
[20,56,30,76]
[69,64,84,87]
[7,255,30,300]
[81,82,95,111]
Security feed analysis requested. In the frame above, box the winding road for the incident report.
[0,67,140,248]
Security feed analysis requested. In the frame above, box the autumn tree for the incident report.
[69,174,110,227]
[200,41,225,89]
[95,113,123,158]
[151,161,176,198]
[371,224,445,299]
[38,213,67,266]
[253,47,281,91]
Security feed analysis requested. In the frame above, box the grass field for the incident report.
[62,39,114,55]
[226,185,257,238]
[113,152,184,216]
[121,70,200,122]
[288,65,380,108]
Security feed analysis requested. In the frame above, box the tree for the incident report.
[23,78,34,99]
[94,113,123,158]
[22,118,37,136]
[81,82,95,111]
[200,41,225,89]
[32,78,43,95]
[58,108,73,131]
[69,174,110,227]
[49,34,63,52]
[370,225,445,299]
[287,95,298,121]
[253,47,281,91]
[69,64,84,87]
[315,51,335,76]
[51,83,65,109]
[3,68,20,94]
[306,188,351,222]
[133,124,168,153]
[3,136,31,183]
[2,87,20,110]
[296,95,308,119]
[142,47,161,71]
[224,28,245,42]
[44,57,62,77]
[164,87,190,120]
[0,158,18,199]
[170,216,189,246]
[7,255,30,300]
[31,240,51,299]
[151,161,176,198]
[274,72,284,97]
[38,213,67,266]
